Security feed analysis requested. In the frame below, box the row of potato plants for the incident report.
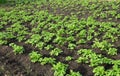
[76,49,120,75]
[48,0,120,20]
[29,51,82,76]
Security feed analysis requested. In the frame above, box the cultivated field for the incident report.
[0,0,120,76]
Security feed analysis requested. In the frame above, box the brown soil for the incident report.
[0,45,53,76]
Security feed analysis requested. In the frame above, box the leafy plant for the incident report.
[9,43,24,55]
[50,48,63,56]
[103,32,118,42]
[92,39,114,55]
[76,49,113,67]
[65,56,73,61]
[92,39,111,50]
[6,22,28,42]
[35,41,44,50]
[108,48,117,55]
[66,70,82,76]
[0,32,8,45]
[54,36,66,45]
[66,36,75,42]
[26,34,42,45]
[39,57,56,65]
[29,51,42,63]
[52,62,68,76]
[76,49,92,64]
[77,30,86,38]
[68,43,76,50]
[76,39,86,44]
[93,66,105,76]
[45,45,54,50]
[42,31,55,43]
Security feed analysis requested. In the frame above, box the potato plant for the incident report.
[39,57,56,65]
[29,51,42,63]
[50,48,63,56]
[9,43,24,55]
[52,62,68,76]
[66,70,82,76]
[65,56,73,61]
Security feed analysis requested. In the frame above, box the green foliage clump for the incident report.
[52,62,68,76]
[9,43,24,55]
[29,51,42,63]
